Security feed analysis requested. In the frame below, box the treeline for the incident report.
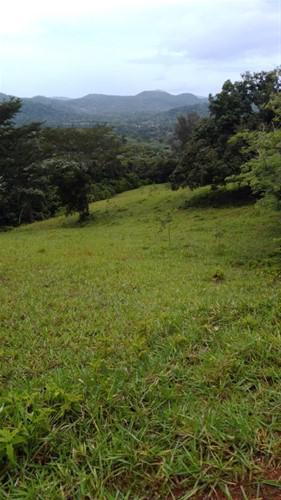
[171,69,281,204]
[0,100,174,226]
[0,69,280,227]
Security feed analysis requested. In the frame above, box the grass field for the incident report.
[0,184,281,498]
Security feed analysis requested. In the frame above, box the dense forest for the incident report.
[0,68,280,227]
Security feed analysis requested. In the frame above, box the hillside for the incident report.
[0,185,281,498]
[0,90,209,139]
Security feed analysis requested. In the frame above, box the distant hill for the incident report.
[0,90,209,139]
[110,102,209,141]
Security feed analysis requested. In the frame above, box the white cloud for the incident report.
[0,0,280,96]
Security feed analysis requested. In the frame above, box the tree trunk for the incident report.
[79,203,90,222]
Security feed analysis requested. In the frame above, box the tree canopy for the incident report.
[0,98,55,226]
[170,68,281,192]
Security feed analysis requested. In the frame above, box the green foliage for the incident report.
[0,99,56,226]
[171,117,223,188]
[49,159,93,221]
[171,68,281,190]
[173,112,200,149]
[120,140,175,185]
[0,97,22,125]
[228,94,281,203]
[0,428,27,466]
[0,387,84,474]
[230,129,281,201]
[0,102,174,226]
[42,126,124,221]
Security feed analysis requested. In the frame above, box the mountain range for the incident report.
[0,90,209,139]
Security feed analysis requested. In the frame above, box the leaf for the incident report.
[6,443,15,464]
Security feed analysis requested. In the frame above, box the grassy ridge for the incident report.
[0,185,281,498]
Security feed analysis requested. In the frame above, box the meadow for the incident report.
[0,184,281,498]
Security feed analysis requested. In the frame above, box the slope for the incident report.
[0,185,280,498]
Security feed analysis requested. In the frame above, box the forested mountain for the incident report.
[109,102,209,140]
[0,91,208,138]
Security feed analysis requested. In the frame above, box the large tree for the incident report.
[42,126,123,221]
[171,68,281,190]
[228,94,281,202]
[0,99,55,226]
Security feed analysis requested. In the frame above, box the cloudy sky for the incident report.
[0,0,280,98]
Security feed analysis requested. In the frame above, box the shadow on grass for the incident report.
[184,186,257,209]
[60,205,128,229]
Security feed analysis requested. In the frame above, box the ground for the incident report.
[0,184,281,498]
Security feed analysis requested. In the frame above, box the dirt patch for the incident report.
[169,467,281,499]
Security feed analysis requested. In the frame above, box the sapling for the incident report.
[159,211,174,247]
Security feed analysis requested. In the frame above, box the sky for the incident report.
[0,0,280,98]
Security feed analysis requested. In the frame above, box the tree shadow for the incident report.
[183,185,257,209]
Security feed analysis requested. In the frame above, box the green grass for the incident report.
[0,184,281,498]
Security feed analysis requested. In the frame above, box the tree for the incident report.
[0,99,55,226]
[170,68,281,190]
[228,94,281,202]
[120,140,175,185]
[49,159,93,221]
[171,118,220,188]
[209,69,280,132]
[42,126,123,221]
[174,112,200,150]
